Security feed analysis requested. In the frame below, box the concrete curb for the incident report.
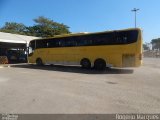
[0,63,29,68]
[0,64,11,68]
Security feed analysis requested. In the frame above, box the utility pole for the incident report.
[131,8,139,28]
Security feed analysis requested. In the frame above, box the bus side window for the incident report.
[94,34,105,45]
[72,37,78,46]
[92,33,114,45]
[116,32,125,44]
[76,36,84,46]
[78,35,92,46]
[56,40,59,47]
[36,40,48,48]
[86,35,93,46]
[116,31,132,44]
[65,37,77,47]
[59,39,65,47]
[46,40,51,47]
[123,35,128,43]
[128,30,138,43]
[47,39,58,48]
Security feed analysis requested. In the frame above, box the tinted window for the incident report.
[33,30,138,49]
[128,30,138,43]
[91,32,115,45]
[115,30,138,44]
[36,39,47,48]
[65,37,76,47]
[75,35,92,46]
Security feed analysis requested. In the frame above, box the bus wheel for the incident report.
[36,58,43,66]
[80,58,91,69]
[94,59,106,70]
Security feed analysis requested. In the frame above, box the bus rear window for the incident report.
[115,30,138,44]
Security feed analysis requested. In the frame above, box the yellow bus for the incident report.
[28,28,142,70]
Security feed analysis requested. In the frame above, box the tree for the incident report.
[0,22,27,34]
[143,44,149,50]
[0,16,70,37]
[151,38,160,50]
[27,16,70,37]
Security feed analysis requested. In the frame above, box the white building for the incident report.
[0,32,39,63]
[0,32,38,48]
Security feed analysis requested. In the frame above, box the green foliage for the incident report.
[0,16,70,37]
[143,43,150,50]
[0,22,27,35]
[151,38,160,50]
[30,16,70,37]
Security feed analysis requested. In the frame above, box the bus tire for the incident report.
[80,58,91,69]
[36,58,43,66]
[94,59,106,70]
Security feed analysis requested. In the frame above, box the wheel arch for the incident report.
[94,58,107,70]
[80,58,91,69]
[94,58,106,64]
[36,57,43,65]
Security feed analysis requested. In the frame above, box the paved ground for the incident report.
[0,58,160,113]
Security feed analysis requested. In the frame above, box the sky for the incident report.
[0,0,160,43]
